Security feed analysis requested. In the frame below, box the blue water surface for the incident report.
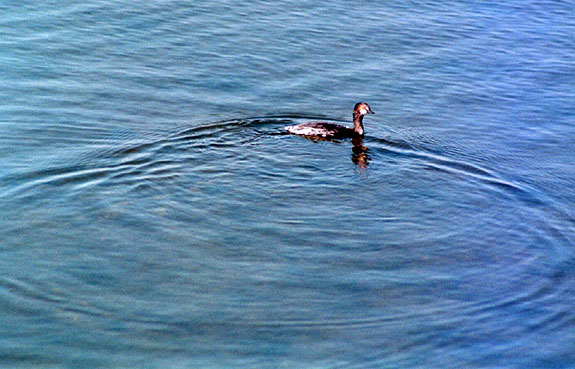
[1,1,574,368]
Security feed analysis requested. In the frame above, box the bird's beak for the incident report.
[368,108,375,114]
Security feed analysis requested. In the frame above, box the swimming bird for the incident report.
[285,102,374,138]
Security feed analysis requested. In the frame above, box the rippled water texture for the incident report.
[1,1,574,368]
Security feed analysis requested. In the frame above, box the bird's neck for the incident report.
[353,113,364,136]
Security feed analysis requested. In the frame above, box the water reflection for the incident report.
[284,133,371,169]
[351,136,370,169]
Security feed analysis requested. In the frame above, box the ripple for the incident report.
[1,115,573,369]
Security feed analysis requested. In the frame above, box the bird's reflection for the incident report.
[292,135,371,169]
[351,136,370,169]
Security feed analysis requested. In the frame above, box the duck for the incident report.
[285,102,374,138]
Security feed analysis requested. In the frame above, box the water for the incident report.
[1,1,574,368]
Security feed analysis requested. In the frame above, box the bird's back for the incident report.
[285,122,354,138]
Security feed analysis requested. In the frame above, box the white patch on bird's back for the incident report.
[285,124,333,137]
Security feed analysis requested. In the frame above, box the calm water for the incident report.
[1,1,575,368]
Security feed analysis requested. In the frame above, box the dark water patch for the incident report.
[0,277,65,310]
